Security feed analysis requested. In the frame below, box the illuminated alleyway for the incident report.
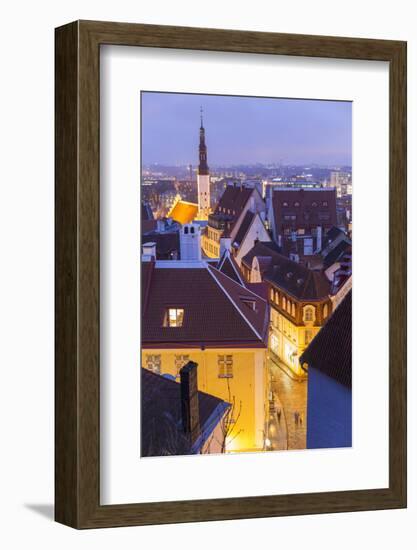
[268,357,308,450]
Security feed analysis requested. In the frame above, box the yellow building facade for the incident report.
[268,287,332,377]
[142,347,269,453]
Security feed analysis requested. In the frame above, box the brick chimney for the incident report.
[180,361,200,445]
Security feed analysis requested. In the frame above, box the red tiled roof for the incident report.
[141,262,268,347]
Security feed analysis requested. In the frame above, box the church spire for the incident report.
[198,107,209,176]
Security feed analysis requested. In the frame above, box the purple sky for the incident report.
[141,91,352,167]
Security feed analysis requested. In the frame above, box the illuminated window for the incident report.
[286,300,291,314]
[283,201,289,207]
[282,296,286,309]
[146,354,161,374]
[294,201,300,207]
[323,201,328,207]
[292,303,296,317]
[174,354,190,375]
[312,202,318,207]
[323,303,329,319]
[305,330,313,345]
[270,333,279,355]
[270,288,274,301]
[218,355,233,378]
[303,306,314,323]
[164,308,184,327]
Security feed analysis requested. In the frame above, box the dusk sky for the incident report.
[141,92,352,167]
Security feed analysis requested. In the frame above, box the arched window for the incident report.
[184,226,189,234]
[282,296,286,309]
[323,303,328,319]
[190,226,195,234]
[287,300,291,314]
[291,303,296,317]
[270,288,274,301]
[304,306,314,322]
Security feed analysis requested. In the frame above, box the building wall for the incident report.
[142,347,268,452]
[268,289,331,376]
[306,367,352,449]
[235,216,271,267]
[201,226,222,258]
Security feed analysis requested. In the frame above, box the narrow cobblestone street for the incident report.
[269,357,308,450]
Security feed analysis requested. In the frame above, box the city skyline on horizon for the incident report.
[141,91,352,167]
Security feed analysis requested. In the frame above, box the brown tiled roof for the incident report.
[217,251,245,285]
[264,256,331,301]
[272,188,337,229]
[300,291,352,387]
[208,265,269,341]
[141,368,229,456]
[241,241,281,269]
[245,282,269,300]
[242,240,330,300]
[141,262,268,347]
[233,211,255,247]
[168,200,198,224]
[214,185,253,235]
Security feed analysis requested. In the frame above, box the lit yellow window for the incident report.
[218,355,233,378]
[164,308,184,327]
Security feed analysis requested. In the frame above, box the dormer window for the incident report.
[164,308,184,327]
[283,201,289,207]
[241,298,256,311]
[294,201,300,207]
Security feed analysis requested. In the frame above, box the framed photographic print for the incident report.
[55,20,407,528]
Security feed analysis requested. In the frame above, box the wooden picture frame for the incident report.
[55,20,407,528]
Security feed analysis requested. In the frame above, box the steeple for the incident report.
[198,107,209,176]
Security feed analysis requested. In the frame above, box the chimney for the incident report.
[142,242,156,261]
[180,361,200,445]
[220,236,232,257]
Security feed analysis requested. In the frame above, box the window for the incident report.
[146,354,161,374]
[190,226,195,234]
[218,355,233,378]
[241,298,256,311]
[322,201,328,207]
[286,300,291,314]
[303,306,314,323]
[291,303,296,317]
[282,296,286,309]
[174,354,190,375]
[311,201,318,207]
[164,308,184,327]
[283,201,289,207]
[270,288,274,301]
[270,333,279,355]
[323,303,329,319]
[184,226,189,234]
[305,330,313,345]
[294,201,300,207]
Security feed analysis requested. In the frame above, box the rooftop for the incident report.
[142,261,269,347]
[141,368,230,457]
